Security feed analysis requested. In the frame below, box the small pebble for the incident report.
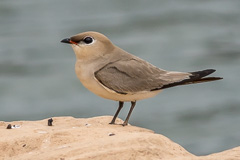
[12,125,21,128]
[6,124,12,129]
[48,118,53,126]
[108,133,115,136]
[85,123,91,127]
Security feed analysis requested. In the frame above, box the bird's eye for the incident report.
[83,37,93,44]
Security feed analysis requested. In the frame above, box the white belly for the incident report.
[75,61,161,102]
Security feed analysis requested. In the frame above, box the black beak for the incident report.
[61,38,71,44]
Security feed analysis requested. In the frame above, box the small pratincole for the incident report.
[61,31,222,126]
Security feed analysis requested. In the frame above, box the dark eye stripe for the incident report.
[70,37,81,43]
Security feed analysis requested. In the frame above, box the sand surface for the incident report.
[0,116,239,160]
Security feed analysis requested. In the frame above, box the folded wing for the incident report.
[94,58,207,94]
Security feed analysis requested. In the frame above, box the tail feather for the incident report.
[160,69,222,89]
[190,69,216,79]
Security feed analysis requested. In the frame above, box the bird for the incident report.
[61,31,222,126]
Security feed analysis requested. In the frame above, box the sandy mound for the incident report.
[0,116,239,160]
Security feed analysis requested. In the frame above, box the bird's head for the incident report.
[61,31,115,61]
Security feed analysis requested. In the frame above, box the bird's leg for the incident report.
[122,101,136,126]
[109,101,124,124]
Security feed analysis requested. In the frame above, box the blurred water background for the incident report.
[1,0,240,156]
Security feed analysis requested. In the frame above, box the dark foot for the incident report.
[122,122,128,126]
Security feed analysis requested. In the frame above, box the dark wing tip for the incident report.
[154,69,222,90]
[215,77,223,80]
[190,69,216,79]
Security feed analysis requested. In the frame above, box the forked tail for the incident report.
[161,69,223,89]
